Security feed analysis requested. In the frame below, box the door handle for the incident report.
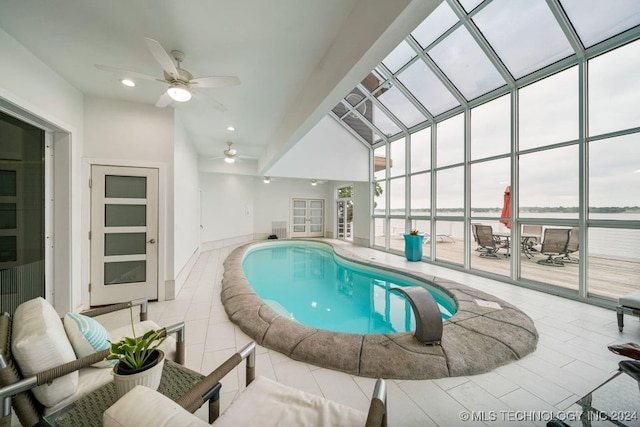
[147,238,156,244]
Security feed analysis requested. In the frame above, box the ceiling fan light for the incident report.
[311,179,317,186]
[224,156,235,164]
[263,176,270,183]
[167,83,192,102]
[120,78,135,87]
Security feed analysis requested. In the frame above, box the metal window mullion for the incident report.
[388,73,435,123]
[463,107,471,269]
[372,64,412,133]
[430,124,437,257]
[578,57,588,298]
[545,0,586,59]
[510,88,519,281]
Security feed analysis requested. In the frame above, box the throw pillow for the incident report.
[64,312,112,368]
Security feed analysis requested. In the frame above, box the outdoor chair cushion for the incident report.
[11,297,79,407]
[103,385,209,427]
[620,290,640,309]
[213,376,368,427]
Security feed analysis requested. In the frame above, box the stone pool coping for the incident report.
[221,240,538,380]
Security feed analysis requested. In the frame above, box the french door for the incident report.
[90,165,158,305]
[291,199,324,238]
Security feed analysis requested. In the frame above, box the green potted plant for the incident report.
[403,229,424,261]
[108,307,166,397]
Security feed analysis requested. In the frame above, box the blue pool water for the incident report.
[242,241,457,334]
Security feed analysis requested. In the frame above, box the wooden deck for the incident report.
[379,236,640,301]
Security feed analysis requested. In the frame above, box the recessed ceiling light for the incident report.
[227,126,235,131]
[120,79,135,87]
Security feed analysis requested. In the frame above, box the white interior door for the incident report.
[291,198,324,238]
[90,165,158,306]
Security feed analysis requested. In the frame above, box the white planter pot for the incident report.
[113,350,165,398]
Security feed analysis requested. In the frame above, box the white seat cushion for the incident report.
[620,290,640,309]
[103,385,209,427]
[44,366,114,415]
[213,376,368,427]
[11,297,79,408]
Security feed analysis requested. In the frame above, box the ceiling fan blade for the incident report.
[144,37,179,80]
[192,90,227,112]
[94,64,161,82]
[155,91,172,108]
[190,76,241,88]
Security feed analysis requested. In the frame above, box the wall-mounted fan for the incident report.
[95,37,240,110]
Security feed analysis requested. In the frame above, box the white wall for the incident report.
[264,116,369,181]
[199,173,255,248]
[173,115,201,296]
[0,27,84,314]
[83,96,175,303]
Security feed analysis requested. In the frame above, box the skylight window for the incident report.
[381,41,417,73]
[410,2,459,49]
[396,59,460,116]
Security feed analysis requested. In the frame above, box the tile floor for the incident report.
[105,240,640,426]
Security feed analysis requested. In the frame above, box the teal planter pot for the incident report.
[403,234,424,261]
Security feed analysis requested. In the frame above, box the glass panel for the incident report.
[519,146,579,218]
[374,181,386,215]
[434,220,462,265]
[381,41,417,73]
[429,26,506,100]
[310,201,322,209]
[293,209,305,216]
[372,104,402,137]
[293,225,305,232]
[470,220,510,277]
[293,217,305,225]
[104,261,146,285]
[341,98,376,144]
[474,0,573,79]
[589,39,640,136]
[520,225,578,291]
[310,225,322,232]
[0,203,17,229]
[396,60,460,116]
[389,218,405,248]
[389,177,405,215]
[374,218,386,247]
[560,0,640,48]
[374,145,387,180]
[377,85,425,128]
[105,205,146,227]
[436,167,464,216]
[104,233,146,256]
[588,227,640,299]
[0,111,45,314]
[589,134,640,219]
[389,138,406,177]
[437,114,464,167]
[470,158,510,214]
[411,2,459,49]
[410,127,430,173]
[294,200,305,208]
[0,170,16,196]
[471,94,511,160]
[410,172,430,216]
[519,67,578,150]
[0,236,17,262]
[105,175,146,199]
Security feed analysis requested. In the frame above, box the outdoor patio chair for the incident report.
[554,227,579,264]
[522,224,542,252]
[103,341,388,427]
[475,224,509,258]
[536,228,571,267]
[0,297,186,427]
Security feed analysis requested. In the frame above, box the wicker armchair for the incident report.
[0,298,185,427]
[104,341,388,427]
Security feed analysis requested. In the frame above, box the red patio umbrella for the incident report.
[500,185,511,229]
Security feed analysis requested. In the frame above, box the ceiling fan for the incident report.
[209,141,255,164]
[95,37,240,110]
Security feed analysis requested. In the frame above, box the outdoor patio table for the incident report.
[493,232,540,258]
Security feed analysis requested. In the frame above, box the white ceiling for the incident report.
[0,0,439,174]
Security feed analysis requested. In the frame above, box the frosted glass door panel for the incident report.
[104,233,147,256]
[105,176,147,198]
[104,261,146,285]
[105,205,146,227]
